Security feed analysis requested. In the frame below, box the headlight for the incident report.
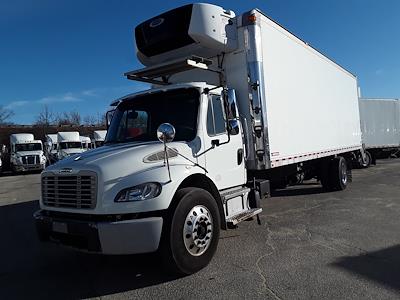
[40,155,47,163]
[115,182,162,202]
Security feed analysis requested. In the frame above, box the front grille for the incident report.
[22,155,39,165]
[42,172,97,209]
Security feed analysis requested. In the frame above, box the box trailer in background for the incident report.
[35,3,365,274]
[10,133,46,173]
[359,98,400,164]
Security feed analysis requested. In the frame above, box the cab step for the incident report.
[220,186,250,203]
[226,208,263,226]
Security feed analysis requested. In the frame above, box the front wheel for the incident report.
[161,187,220,275]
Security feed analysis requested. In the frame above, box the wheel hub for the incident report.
[183,205,213,256]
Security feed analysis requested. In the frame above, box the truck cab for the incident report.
[56,131,85,160]
[45,134,58,164]
[10,133,46,173]
[80,136,92,151]
[35,79,256,274]
[93,130,107,148]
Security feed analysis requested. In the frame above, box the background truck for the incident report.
[93,130,107,148]
[45,134,58,164]
[56,131,84,160]
[359,98,400,165]
[80,136,92,151]
[9,133,46,173]
[35,3,364,274]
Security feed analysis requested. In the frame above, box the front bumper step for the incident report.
[34,210,163,255]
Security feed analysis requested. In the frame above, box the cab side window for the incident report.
[206,96,226,136]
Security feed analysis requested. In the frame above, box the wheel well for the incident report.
[174,174,226,230]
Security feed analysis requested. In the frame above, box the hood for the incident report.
[15,150,43,156]
[47,140,200,180]
[60,148,85,155]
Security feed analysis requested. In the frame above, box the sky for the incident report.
[1,0,399,124]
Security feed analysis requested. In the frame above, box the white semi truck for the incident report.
[93,130,107,148]
[56,131,84,160]
[35,4,364,274]
[45,134,59,164]
[359,98,400,164]
[10,133,46,172]
[80,136,92,151]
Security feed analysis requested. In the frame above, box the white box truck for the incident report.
[35,3,364,274]
[56,131,84,160]
[359,98,400,164]
[93,130,107,148]
[10,133,46,172]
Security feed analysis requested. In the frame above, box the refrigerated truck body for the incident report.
[359,98,400,162]
[35,3,364,274]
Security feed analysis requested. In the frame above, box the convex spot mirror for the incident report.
[157,123,176,143]
[228,119,240,135]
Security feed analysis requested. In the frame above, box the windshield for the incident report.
[106,88,199,144]
[60,142,82,149]
[15,143,42,152]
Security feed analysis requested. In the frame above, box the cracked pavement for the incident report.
[1,159,400,299]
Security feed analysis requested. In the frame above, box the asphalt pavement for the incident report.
[0,160,400,299]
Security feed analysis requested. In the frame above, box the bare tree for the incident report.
[83,114,97,126]
[69,110,81,126]
[0,106,14,125]
[55,110,81,126]
[96,112,106,126]
[35,104,55,126]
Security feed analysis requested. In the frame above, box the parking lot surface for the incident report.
[1,160,400,299]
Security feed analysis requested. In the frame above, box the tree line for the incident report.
[0,105,105,126]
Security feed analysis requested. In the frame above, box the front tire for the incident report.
[161,187,220,275]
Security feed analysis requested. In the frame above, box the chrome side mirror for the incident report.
[228,119,240,135]
[157,123,176,143]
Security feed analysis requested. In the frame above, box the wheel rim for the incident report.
[366,154,371,166]
[341,161,347,185]
[183,205,213,256]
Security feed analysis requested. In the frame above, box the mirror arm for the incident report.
[166,146,208,173]
[163,137,172,182]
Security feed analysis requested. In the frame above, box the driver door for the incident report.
[204,94,246,190]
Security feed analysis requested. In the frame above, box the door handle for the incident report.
[237,148,244,165]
